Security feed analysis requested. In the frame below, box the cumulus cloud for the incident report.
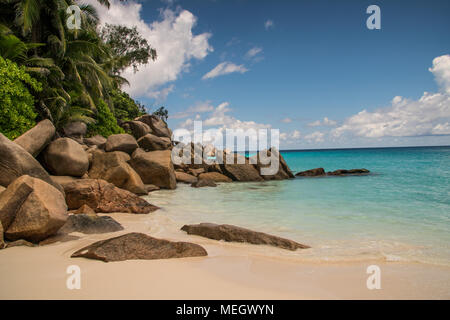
[265,19,274,30]
[172,101,215,119]
[308,117,337,127]
[304,131,325,143]
[85,0,213,99]
[333,55,450,138]
[202,62,248,80]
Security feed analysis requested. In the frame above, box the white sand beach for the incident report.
[1,212,449,300]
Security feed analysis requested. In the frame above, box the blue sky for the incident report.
[90,0,450,149]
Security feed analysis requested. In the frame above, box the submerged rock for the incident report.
[14,119,55,157]
[63,179,158,214]
[191,179,217,188]
[327,169,370,176]
[181,223,310,251]
[295,168,326,177]
[5,239,36,248]
[71,232,208,262]
[60,214,124,234]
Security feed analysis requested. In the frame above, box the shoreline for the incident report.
[1,211,449,300]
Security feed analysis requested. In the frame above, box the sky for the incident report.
[85,0,450,150]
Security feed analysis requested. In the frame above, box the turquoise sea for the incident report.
[148,146,450,266]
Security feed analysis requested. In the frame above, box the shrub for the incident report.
[0,57,41,139]
[87,99,124,137]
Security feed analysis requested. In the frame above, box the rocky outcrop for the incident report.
[0,133,63,192]
[14,119,55,157]
[295,168,370,177]
[188,168,205,177]
[71,232,208,262]
[122,121,151,140]
[59,214,124,234]
[221,153,264,182]
[50,175,79,186]
[145,184,160,193]
[73,204,96,215]
[88,151,147,195]
[130,150,177,189]
[63,179,158,214]
[175,171,198,184]
[198,172,232,183]
[84,135,107,149]
[181,223,310,251]
[250,149,294,180]
[0,221,5,249]
[191,179,217,188]
[43,138,89,177]
[295,168,326,177]
[0,186,5,195]
[327,169,370,176]
[137,133,171,151]
[105,134,138,154]
[136,115,172,139]
[0,175,68,243]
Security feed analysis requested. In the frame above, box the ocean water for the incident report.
[146,146,450,266]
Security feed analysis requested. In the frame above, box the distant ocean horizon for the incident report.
[148,145,450,266]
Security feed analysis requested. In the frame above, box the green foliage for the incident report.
[153,106,169,122]
[110,89,146,121]
[88,99,124,137]
[0,56,41,139]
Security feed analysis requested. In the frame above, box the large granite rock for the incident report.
[14,119,55,157]
[295,168,326,177]
[175,171,198,184]
[59,214,124,234]
[250,149,294,180]
[130,150,177,189]
[220,153,264,182]
[88,151,147,195]
[122,121,152,140]
[63,121,87,140]
[1,175,68,243]
[0,133,63,192]
[71,232,208,262]
[181,223,310,251]
[0,221,5,249]
[43,138,89,177]
[84,135,107,149]
[105,134,138,154]
[63,179,158,214]
[137,133,171,151]
[198,172,232,183]
[0,186,5,195]
[135,115,172,138]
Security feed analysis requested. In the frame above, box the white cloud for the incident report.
[281,118,292,123]
[308,117,337,127]
[333,55,450,139]
[202,62,248,80]
[172,101,215,119]
[292,130,301,139]
[305,131,325,143]
[265,19,274,30]
[429,54,450,94]
[245,47,262,59]
[85,0,213,99]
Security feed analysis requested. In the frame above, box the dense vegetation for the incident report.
[0,0,167,139]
